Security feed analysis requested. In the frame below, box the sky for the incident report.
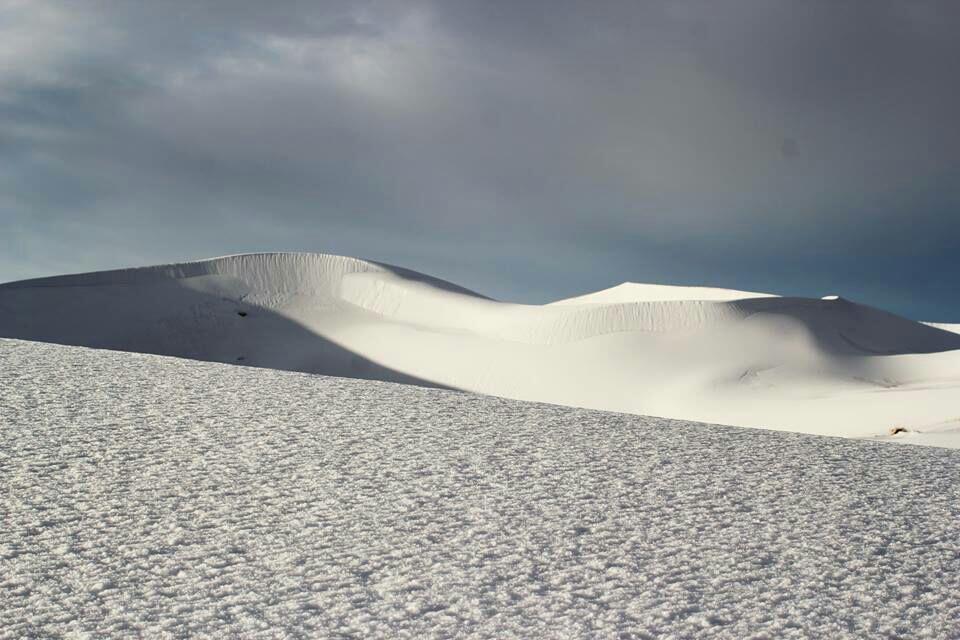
[1,0,958,320]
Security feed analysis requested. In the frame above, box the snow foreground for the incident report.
[1,252,959,446]
[2,339,959,638]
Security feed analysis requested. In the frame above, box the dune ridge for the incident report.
[2,252,959,445]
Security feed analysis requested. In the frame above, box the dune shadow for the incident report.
[0,274,457,391]
[732,296,960,356]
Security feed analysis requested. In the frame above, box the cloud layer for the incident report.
[2,0,958,318]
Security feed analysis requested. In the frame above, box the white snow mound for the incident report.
[2,252,959,445]
[551,282,776,304]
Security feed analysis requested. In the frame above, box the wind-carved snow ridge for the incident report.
[2,252,960,446]
[1,339,959,638]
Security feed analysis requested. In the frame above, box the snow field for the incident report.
[2,338,959,638]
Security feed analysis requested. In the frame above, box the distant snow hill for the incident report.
[2,252,959,446]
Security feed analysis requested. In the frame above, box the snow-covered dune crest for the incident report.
[925,321,960,335]
[2,252,959,445]
[0,253,481,387]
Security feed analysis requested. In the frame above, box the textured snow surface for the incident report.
[2,338,960,639]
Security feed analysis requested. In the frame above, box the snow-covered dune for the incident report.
[549,281,776,304]
[2,339,959,638]
[926,321,960,335]
[2,252,959,444]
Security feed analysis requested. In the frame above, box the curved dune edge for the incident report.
[925,321,960,335]
[2,252,959,446]
[549,282,777,305]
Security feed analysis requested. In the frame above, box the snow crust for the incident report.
[2,252,960,445]
[2,338,959,638]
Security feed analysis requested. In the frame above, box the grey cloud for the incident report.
[1,0,959,319]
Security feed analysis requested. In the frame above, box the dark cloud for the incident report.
[1,0,958,319]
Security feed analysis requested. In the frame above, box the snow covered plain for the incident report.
[2,338,960,638]
[2,252,959,446]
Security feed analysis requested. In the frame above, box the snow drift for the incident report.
[2,252,959,444]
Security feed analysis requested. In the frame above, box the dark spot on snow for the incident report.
[888,426,908,435]
[237,311,248,317]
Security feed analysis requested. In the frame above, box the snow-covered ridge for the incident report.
[925,321,960,335]
[549,281,776,305]
[2,252,960,445]
[0,252,484,300]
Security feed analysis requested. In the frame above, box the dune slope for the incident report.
[2,252,959,444]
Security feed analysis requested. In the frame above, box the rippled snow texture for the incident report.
[1,338,959,638]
